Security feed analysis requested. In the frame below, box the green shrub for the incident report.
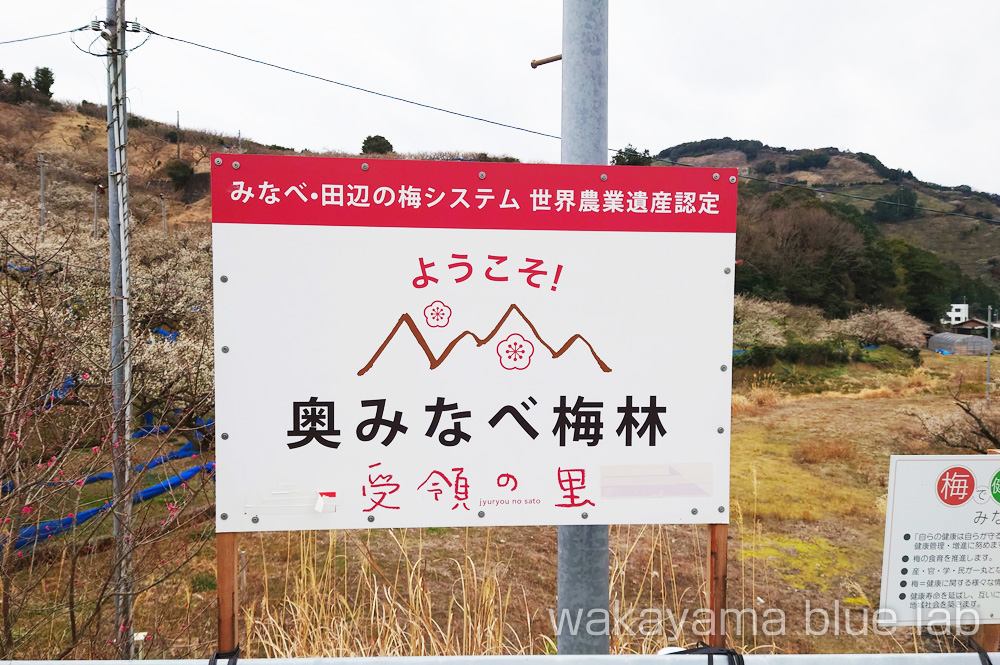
[780,152,830,173]
[611,144,652,166]
[754,160,777,175]
[735,342,859,368]
[656,138,763,162]
[867,188,918,222]
[191,571,217,592]
[361,135,393,155]
[32,66,54,98]
[733,346,778,368]
[163,159,194,190]
[776,341,851,365]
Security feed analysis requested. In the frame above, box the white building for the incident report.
[942,303,969,326]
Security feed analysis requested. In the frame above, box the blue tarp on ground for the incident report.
[132,416,213,440]
[11,461,216,549]
[1,424,211,495]
[41,376,77,407]
[151,328,179,342]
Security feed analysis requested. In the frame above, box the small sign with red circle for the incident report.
[936,466,975,506]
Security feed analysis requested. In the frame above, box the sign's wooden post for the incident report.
[217,532,239,653]
[973,450,1000,651]
[707,522,729,648]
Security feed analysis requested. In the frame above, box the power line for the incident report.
[143,27,997,224]
[0,26,88,46]
[142,28,561,142]
[2,25,993,224]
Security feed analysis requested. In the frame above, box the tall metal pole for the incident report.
[988,305,993,409]
[105,0,134,656]
[176,110,181,161]
[557,0,609,655]
[160,193,166,233]
[38,153,45,240]
[93,185,99,237]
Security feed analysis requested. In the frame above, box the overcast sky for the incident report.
[2,1,998,194]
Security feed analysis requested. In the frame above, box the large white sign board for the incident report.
[211,155,736,531]
[880,455,1000,626]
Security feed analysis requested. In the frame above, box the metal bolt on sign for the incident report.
[478,510,486,518]
[479,171,486,180]
[712,173,720,181]
[718,506,726,513]
[691,508,699,515]
[600,174,607,181]
[581,512,589,519]
[220,513,228,520]
[721,365,728,372]
[361,163,369,171]
[214,157,222,166]
[251,515,259,524]
[367,515,375,523]
[221,433,229,440]
[221,346,230,354]
[220,275,228,283]
[717,427,725,434]
[232,161,240,170]
[729,175,737,183]
[724,267,731,274]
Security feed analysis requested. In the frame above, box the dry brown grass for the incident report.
[732,373,782,415]
[840,367,935,399]
[792,440,857,465]
[246,529,533,657]
[243,524,721,657]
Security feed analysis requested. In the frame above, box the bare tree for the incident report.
[911,380,1000,453]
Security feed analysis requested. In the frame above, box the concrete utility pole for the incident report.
[104,0,135,657]
[160,193,166,233]
[176,110,181,160]
[38,153,45,240]
[557,0,609,655]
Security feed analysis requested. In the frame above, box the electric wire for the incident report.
[142,28,561,142]
[0,26,89,46]
[0,25,994,224]
[141,27,997,224]
[70,31,109,58]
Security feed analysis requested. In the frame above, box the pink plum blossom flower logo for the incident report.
[498,333,534,370]
[423,300,452,328]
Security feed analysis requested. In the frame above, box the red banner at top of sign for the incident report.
[211,154,736,233]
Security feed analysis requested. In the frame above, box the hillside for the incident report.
[0,100,517,232]
[654,138,1000,303]
[3,99,997,326]
[4,100,1000,659]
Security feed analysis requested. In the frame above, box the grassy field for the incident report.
[11,350,997,658]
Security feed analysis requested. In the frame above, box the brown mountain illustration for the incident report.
[357,303,611,376]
